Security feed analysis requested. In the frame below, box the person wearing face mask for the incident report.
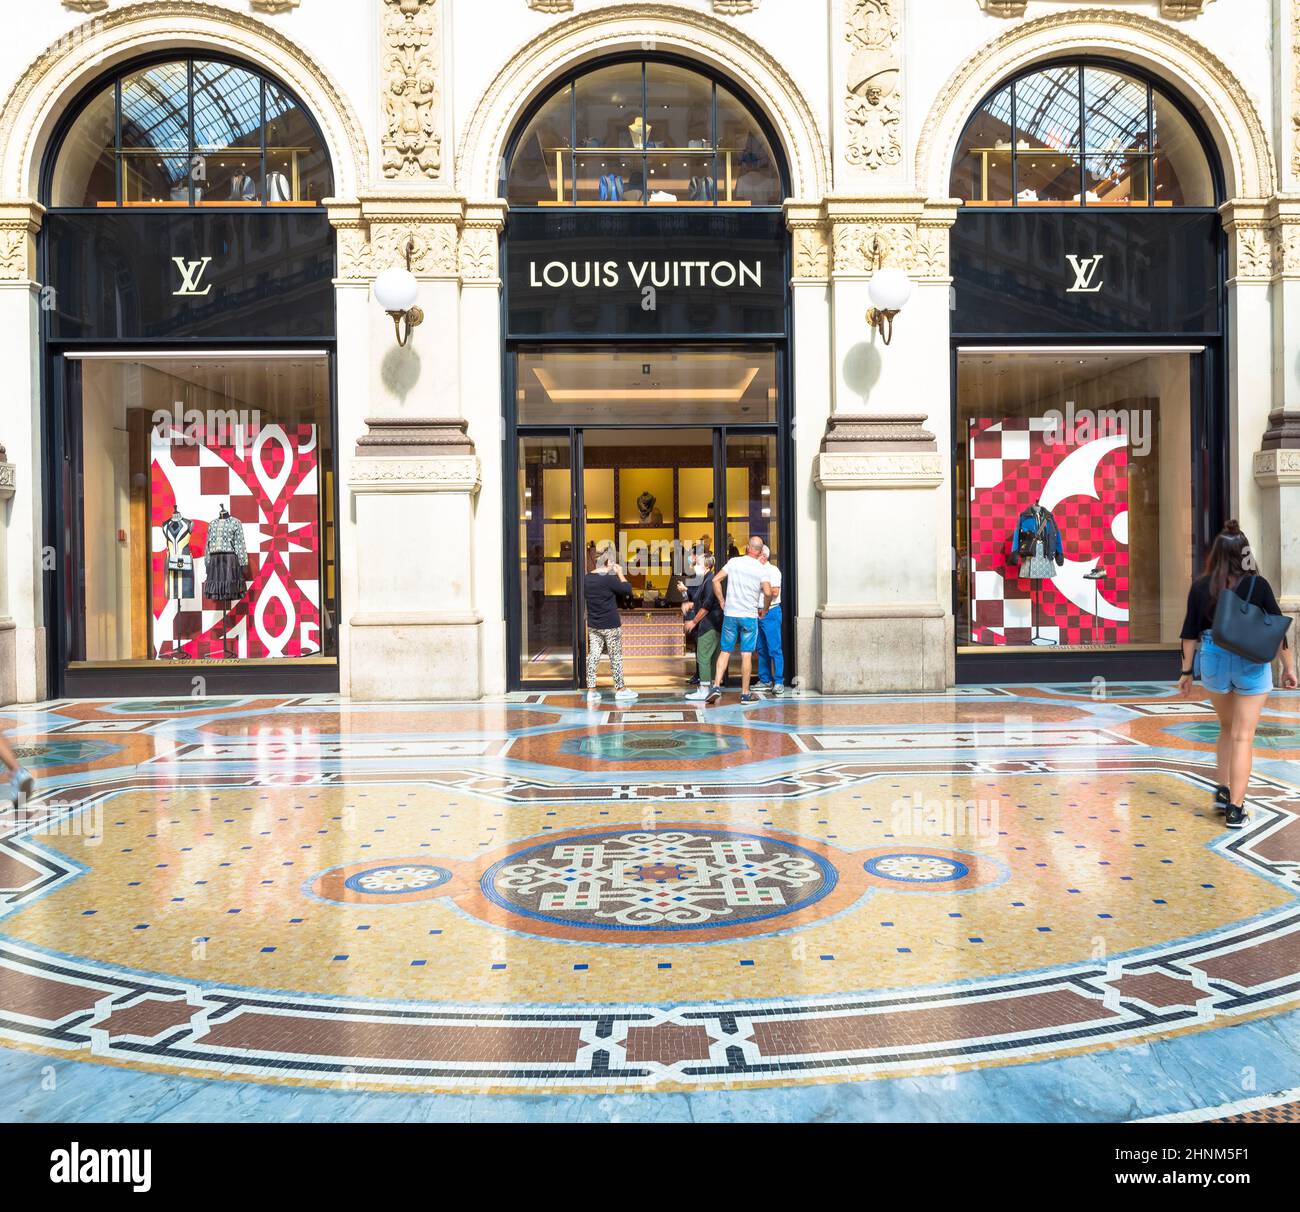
[679,551,723,700]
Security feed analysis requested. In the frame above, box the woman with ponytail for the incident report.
[1179,521,1297,827]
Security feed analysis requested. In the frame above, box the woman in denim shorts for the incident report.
[1178,521,1298,828]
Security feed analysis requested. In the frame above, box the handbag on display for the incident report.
[1211,575,1293,663]
[598,173,625,201]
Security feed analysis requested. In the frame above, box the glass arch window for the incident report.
[950,63,1215,208]
[505,59,783,207]
[49,57,334,208]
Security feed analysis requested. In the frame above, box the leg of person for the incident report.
[1226,689,1269,824]
[1209,690,1235,812]
[691,630,719,699]
[708,619,737,702]
[608,629,633,698]
[755,618,772,688]
[738,618,757,699]
[586,629,606,694]
[766,605,784,690]
[0,731,33,800]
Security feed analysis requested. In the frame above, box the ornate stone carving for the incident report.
[349,456,482,494]
[382,0,442,180]
[1292,4,1300,179]
[0,203,43,281]
[833,221,913,274]
[791,224,830,281]
[822,413,936,453]
[526,0,573,11]
[977,1,1027,14]
[1254,447,1300,484]
[843,0,902,172]
[814,451,945,490]
[1232,224,1273,281]
[1160,1,1212,16]
[62,2,109,12]
[0,462,13,496]
[250,0,301,13]
[458,226,498,281]
[356,417,474,457]
[714,1,760,12]
[332,202,460,281]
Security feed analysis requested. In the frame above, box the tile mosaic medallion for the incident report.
[1,687,1299,1121]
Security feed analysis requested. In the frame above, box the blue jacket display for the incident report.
[1012,505,1064,565]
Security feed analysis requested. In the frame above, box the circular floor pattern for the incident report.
[561,729,750,762]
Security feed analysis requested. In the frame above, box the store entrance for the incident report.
[516,424,780,689]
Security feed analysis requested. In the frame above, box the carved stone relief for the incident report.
[526,1,574,11]
[250,1,301,13]
[791,225,830,281]
[977,1,1027,14]
[62,1,109,12]
[382,0,442,180]
[714,1,761,12]
[844,0,902,172]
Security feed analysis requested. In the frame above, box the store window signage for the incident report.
[171,256,216,297]
[506,210,785,338]
[1065,253,1105,295]
[951,211,1220,336]
[46,212,335,341]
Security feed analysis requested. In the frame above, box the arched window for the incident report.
[950,63,1216,208]
[504,59,784,207]
[48,56,334,208]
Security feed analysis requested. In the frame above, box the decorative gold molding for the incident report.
[916,8,1275,201]
[977,2,1027,15]
[62,2,109,12]
[1160,1,1213,17]
[457,2,830,201]
[250,0,300,13]
[714,1,761,12]
[382,0,442,181]
[3,2,369,197]
[844,0,902,172]
[526,0,573,10]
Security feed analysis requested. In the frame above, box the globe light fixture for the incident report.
[373,239,424,347]
[866,265,914,346]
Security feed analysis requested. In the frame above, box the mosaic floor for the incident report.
[2,683,1300,1122]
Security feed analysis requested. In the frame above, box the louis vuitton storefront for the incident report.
[39,54,339,696]
[946,59,1228,683]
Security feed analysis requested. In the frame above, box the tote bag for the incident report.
[1211,576,1293,663]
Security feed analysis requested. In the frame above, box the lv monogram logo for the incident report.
[172,256,214,297]
[1065,253,1105,294]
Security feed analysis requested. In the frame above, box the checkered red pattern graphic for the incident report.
[151,422,322,659]
[968,417,1129,646]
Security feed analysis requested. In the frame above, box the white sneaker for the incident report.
[585,691,601,705]
[614,688,639,701]
[772,684,784,697]
[754,682,774,693]
[685,686,711,700]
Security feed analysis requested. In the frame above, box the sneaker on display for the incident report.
[614,688,639,701]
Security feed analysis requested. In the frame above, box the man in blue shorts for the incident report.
[705,535,773,705]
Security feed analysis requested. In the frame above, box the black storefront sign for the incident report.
[45,211,336,341]
[505,210,786,338]
[951,211,1220,336]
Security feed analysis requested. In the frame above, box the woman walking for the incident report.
[1178,520,1297,828]
[584,548,637,704]
[0,728,34,805]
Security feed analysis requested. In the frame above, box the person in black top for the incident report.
[1178,520,1297,828]
[678,552,723,699]
[583,548,637,703]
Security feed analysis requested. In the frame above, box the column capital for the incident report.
[0,200,45,283]
[822,195,959,280]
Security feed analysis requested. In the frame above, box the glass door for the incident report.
[518,434,576,684]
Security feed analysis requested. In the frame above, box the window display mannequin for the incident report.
[229,171,258,201]
[162,509,194,600]
[265,171,292,202]
[1012,502,1064,579]
[203,503,249,602]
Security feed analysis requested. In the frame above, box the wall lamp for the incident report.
[864,237,914,346]
[372,239,424,347]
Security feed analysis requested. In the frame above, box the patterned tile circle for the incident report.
[480,827,837,933]
[561,729,749,761]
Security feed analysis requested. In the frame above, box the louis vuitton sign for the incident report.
[506,210,786,338]
[951,210,1221,336]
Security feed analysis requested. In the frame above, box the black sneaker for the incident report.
[687,673,700,687]
[1214,784,1230,814]
[740,692,758,704]
[1226,803,1247,829]
[704,685,721,704]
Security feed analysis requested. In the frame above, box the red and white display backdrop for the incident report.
[150,421,322,659]
[967,416,1129,646]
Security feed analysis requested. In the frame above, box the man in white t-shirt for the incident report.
[755,544,784,695]
[705,535,775,704]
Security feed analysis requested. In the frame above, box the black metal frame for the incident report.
[38,51,340,697]
[950,56,1228,685]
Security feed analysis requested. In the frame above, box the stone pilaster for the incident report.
[348,419,482,700]
[836,1,905,187]
[0,449,15,707]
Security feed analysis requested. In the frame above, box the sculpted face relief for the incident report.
[527,259,763,289]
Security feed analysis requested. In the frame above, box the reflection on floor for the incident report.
[2,682,1300,1123]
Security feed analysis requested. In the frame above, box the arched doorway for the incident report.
[40,54,339,695]
[946,59,1225,682]
[500,56,793,691]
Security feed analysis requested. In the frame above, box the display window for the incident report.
[955,349,1195,653]
[64,354,336,668]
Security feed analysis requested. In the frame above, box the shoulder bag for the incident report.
[1211,575,1293,663]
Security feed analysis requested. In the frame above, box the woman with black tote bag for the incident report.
[1178,521,1298,828]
